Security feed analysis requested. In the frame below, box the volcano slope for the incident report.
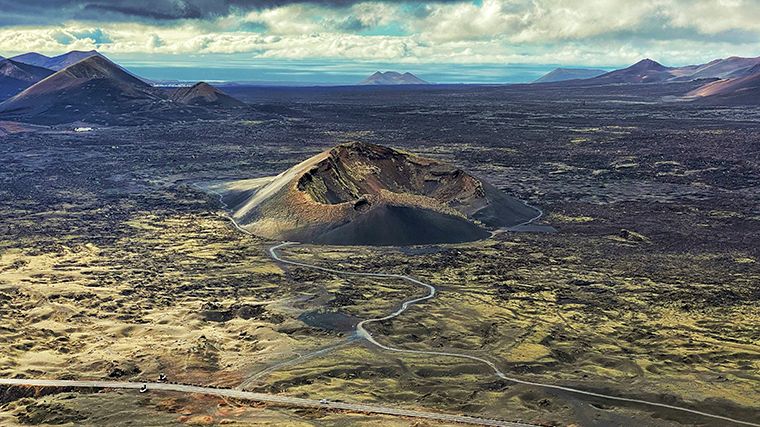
[213,142,538,246]
[0,59,54,100]
[0,55,163,124]
[686,65,760,105]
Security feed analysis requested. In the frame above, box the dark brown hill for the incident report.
[213,142,538,246]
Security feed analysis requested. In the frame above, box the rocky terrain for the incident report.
[0,81,758,426]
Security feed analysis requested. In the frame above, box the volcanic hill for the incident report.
[588,59,675,84]
[0,55,164,124]
[211,142,538,246]
[169,82,246,108]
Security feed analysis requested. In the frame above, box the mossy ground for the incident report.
[1,82,759,425]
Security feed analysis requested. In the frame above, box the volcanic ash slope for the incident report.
[216,142,538,246]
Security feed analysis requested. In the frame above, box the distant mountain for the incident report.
[533,68,607,83]
[0,55,164,124]
[0,59,53,83]
[360,71,428,85]
[12,50,103,71]
[687,64,760,104]
[9,52,51,68]
[169,82,246,108]
[676,56,760,80]
[555,55,760,101]
[588,59,675,84]
[0,59,55,100]
[12,50,152,85]
[550,56,760,87]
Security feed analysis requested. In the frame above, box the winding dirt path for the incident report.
[201,182,758,426]
[268,243,759,427]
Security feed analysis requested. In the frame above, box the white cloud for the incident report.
[413,0,661,42]
[239,2,403,35]
[663,0,760,34]
[0,1,758,67]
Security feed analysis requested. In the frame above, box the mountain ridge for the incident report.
[12,50,103,71]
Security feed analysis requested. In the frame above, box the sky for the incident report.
[0,0,759,84]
